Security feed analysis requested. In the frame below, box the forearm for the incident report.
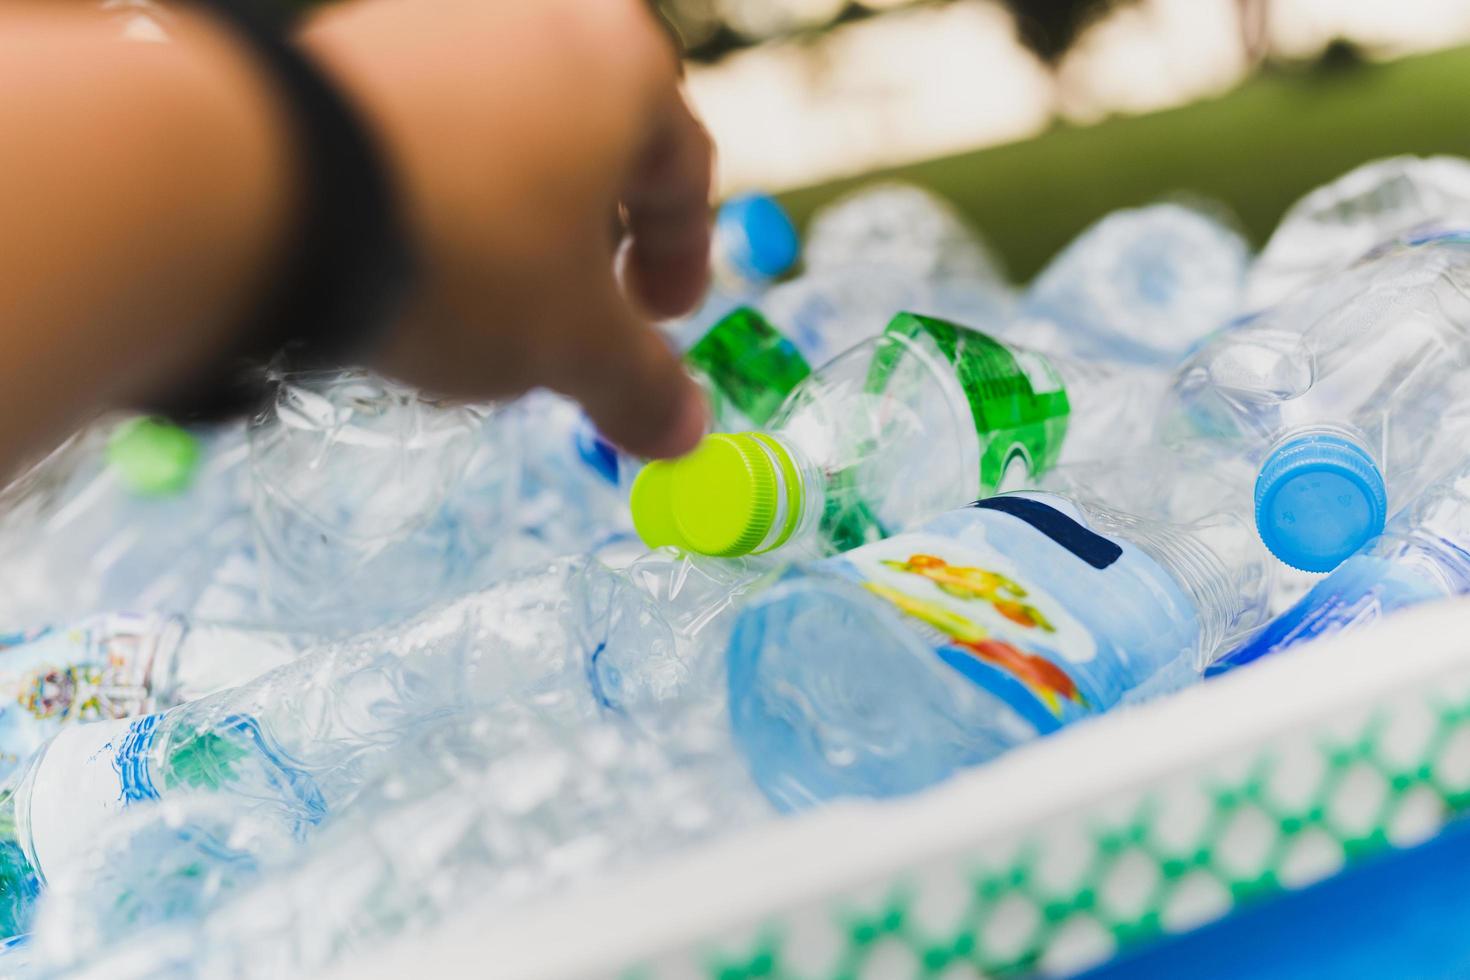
[0,3,293,465]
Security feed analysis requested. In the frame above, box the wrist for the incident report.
[139,1,413,422]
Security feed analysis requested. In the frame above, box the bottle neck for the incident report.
[750,435,825,557]
[1082,502,1265,669]
[1143,512,1269,668]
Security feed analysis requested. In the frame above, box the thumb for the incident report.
[550,290,707,460]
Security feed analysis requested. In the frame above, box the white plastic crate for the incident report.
[335,597,1470,980]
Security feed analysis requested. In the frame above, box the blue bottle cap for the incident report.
[1254,433,1387,573]
[716,193,800,284]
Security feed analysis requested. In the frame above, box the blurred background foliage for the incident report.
[667,0,1130,64]
[657,0,1470,277]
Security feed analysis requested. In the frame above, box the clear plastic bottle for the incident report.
[0,613,299,782]
[577,298,858,493]
[1162,234,1470,573]
[801,181,1015,335]
[1016,203,1250,366]
[249,371,513,634]
[0,559,631,940]
[725,491,1269,809]
[1210,461,1470,676]
[802,181,1006,289]
[631,312,1164,559]
[0,419,251,629]
[1248,155,1470,310]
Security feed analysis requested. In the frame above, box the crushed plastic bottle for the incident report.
[33,708,765,978]
[16,560,766,975]
[803,181,1006,289]
[0,613,298,782]
[1210,460,1470,675]
[1163,234,1470,573]
[0,419,252,629]
[0,560,669,940]
[632,311,1164,559]
[1016,203,1250,366]
[725,492,1269,809]
[1248,155,1470,309]
[249,370,516,634]
[587,298,927,493]
[801,181,1015,332]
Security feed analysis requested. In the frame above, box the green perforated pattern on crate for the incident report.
[635,677,1470,979]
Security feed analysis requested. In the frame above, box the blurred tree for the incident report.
[999,0,1132,63]
[667,0,1140,64]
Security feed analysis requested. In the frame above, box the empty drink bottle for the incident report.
[1163,234,1470,573]
[1016,203,1249,366]
[582,296,948,492]
[0,613,299,780]
[1210,460,1470,675]
[725,491,1268,809]
[249,370,513,634]
[631,312,1163,559]
[1248,155,1470,309]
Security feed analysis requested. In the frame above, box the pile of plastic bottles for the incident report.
[6,156,1470,975]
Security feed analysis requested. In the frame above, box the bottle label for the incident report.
[828,504,1103,734]
[0,614,182,778]
[876,313,1071,492]
[685,308,812,428]
[22,714,148,881]
[1209,555,1445,675]
[23,711,326,881]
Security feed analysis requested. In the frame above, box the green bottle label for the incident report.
[684,308,812,428]
[875,313,1071,492]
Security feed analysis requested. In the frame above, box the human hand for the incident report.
[300,0,712,458]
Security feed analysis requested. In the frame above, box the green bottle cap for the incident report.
[107,417,201,497]
[631,433,803,558]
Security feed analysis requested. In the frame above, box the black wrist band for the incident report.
[147,0,413,423]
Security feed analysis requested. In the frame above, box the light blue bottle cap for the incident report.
[716,193,800,283]
[1254,433,1387,573]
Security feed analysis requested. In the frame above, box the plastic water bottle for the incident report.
[1162,234,1470,573]
[1210,461,1470,675]
[585,299,918,492]
[803,181,1006,289]
[1248,155,1470,309]
[0,561,665,932]
[724,491,1269,809]
[249,371,515,634]
[32,709,766,977]
[662,192,801,352]
[801,181,1015,333]
[0,613,299,781]
[1016,203,1250,366]
[631,311,1164,559]
[2,560,738,953]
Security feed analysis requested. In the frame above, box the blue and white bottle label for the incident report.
[830,526,1100,734]
[0,615,181,777]
[1212,555,1446,674]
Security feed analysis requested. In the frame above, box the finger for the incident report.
[550,284,708,459]
[619,85,714,320]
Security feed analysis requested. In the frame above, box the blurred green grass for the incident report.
[777,45,1470,281]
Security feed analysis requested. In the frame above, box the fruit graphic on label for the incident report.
[865,580,1085,717]
[880,554,1055,631]
[951,637,1085,716]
